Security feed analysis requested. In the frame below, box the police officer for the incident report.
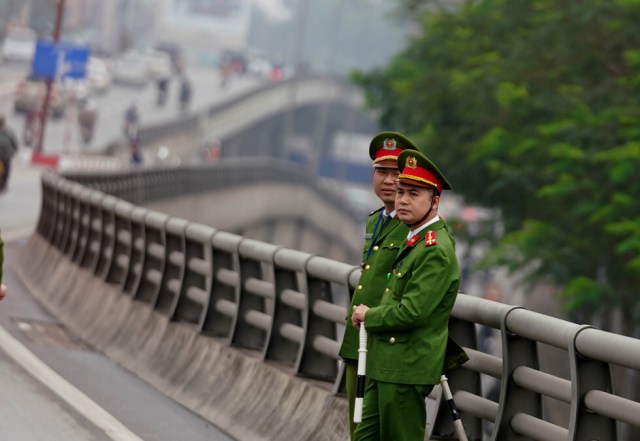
[351,149,461,441]
[0,114,18,192]
[338,131,420,439]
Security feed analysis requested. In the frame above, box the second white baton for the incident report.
[353,322,367,423]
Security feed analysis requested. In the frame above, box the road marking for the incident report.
[0,324,145,441]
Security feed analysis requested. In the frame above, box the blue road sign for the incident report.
[31,41,90,80]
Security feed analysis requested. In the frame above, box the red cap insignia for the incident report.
[425,231,437,247]
[383,138,398,150]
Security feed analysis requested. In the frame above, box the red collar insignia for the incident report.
[425,230,437,247]
[407,235,419,247]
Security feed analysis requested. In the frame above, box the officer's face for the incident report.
[372,160,400,207]
[395,182,438,226]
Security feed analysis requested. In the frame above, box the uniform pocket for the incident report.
[374,332,411,372]
[387,264,411,300]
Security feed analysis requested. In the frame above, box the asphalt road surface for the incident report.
[0,59,258,156]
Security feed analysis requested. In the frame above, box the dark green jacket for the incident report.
[0,129,18,161]
[339,208,408,362]
[365,219,461,385]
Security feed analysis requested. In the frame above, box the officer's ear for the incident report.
[430,190,441,207]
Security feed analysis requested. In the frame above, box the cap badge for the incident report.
[406,156,418,169]
[383,138,398,150]
[425,230,437,247]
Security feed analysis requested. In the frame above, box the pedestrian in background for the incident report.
[77,96,97,146]
[338,131,419,439]
[0,113,19,192]
[123,102,143,165]
[179,76,192,111]
[351,148,461,441]
[123,101,140,142]
[156,76,170,107]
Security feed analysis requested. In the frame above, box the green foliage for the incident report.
[561,277,605,314]
[353,0,640,322]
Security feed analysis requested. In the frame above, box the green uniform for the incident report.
[339,207,407,437]
[354,219,460,441]
[342,132,467,439]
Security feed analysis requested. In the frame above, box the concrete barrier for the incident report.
[14,235,349,441]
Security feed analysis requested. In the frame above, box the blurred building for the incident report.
[153,0,252,60]
[0,0,159,55]
[246,0,408,76]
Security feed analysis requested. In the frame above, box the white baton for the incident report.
[353,322,367,423]
[440,374,468,441]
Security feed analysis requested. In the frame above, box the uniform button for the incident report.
[364,265,370,270]
[389,337,396,344]
[397,272,402,278]
[373,246,379,251]
[384,288,389,293]
[352,305,357,311]
[390,243,394,247]
[357,285,363,290]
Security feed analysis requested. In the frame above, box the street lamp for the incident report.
[281,0,310,164]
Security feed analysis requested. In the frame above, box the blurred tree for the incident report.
[353,0,640,334]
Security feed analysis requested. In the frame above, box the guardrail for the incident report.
[61,157,362,221]
[36,170,640,440]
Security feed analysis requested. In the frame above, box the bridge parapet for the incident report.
[16,171,640,440]
[128,75,365,159]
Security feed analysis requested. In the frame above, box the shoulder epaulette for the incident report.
[369,206,384,216]
[424,230,437,247]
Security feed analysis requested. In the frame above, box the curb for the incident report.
[29,151,124,171]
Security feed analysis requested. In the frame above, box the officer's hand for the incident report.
[351,304,369,328]
[0,284,7,301]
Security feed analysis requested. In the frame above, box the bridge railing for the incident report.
[61,158,361,223]
[36,170,640,440]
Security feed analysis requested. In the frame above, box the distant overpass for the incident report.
[133,74,380,183]
[63,158,366,264]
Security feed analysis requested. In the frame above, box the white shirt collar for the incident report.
[407,215,440,240]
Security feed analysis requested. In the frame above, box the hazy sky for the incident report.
[253,0,292,22]
[247,0,408,76]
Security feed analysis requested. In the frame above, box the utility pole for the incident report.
[281,0,310,163]
[310,0,345,179]
[34,0,66,156]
